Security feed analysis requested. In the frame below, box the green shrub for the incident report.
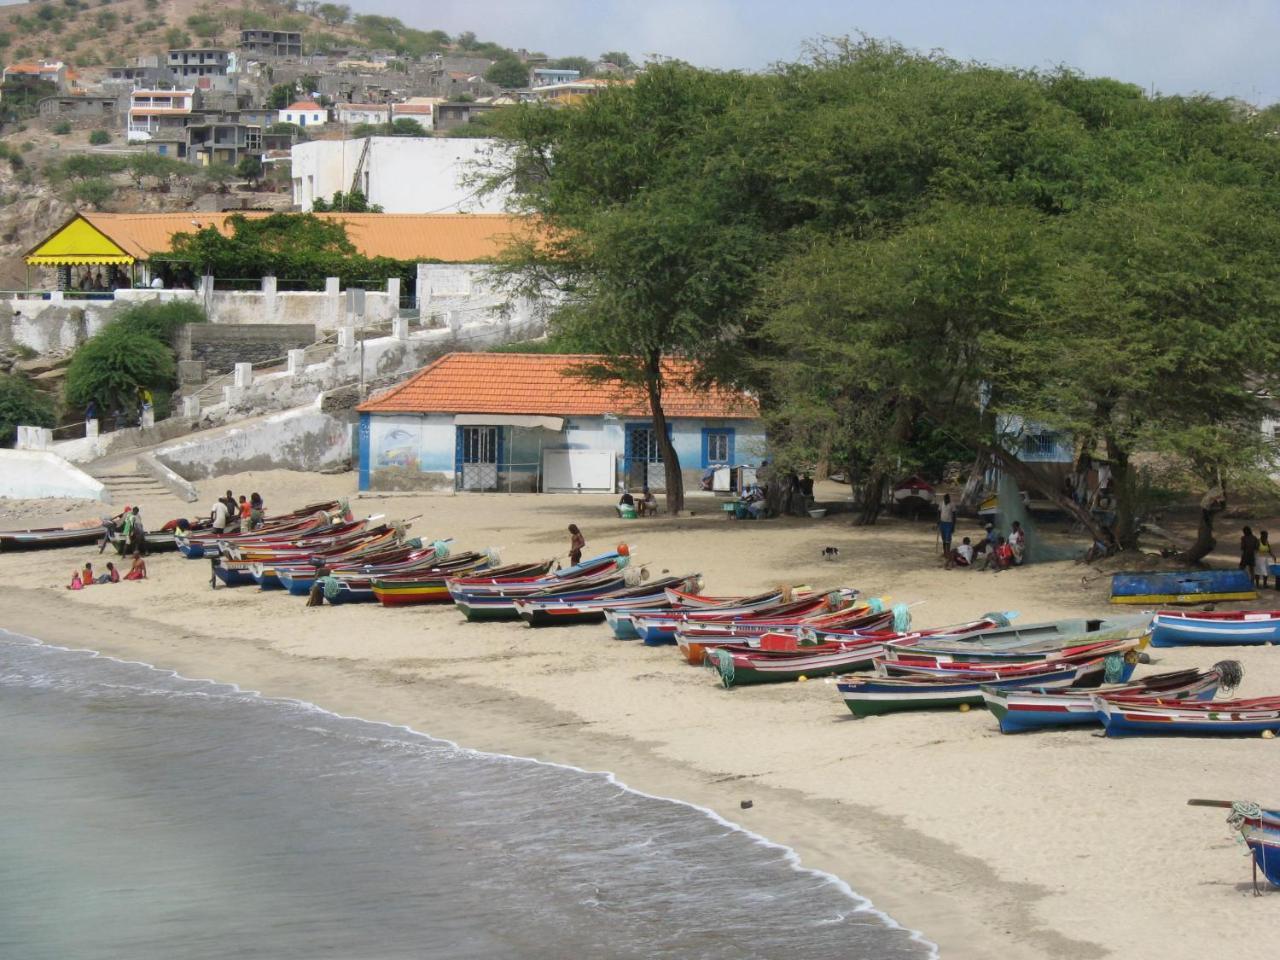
[88,129,110,145]
[0,373,56,447]
[52,120,72,135]
[70,177,113,206]
[113,300,206,346]
[64,325,176,411]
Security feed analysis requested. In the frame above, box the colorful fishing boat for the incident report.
[1241,825,1280,888]
[606,586,782,640]
[676,603,896,666]
[1095,695,1280,736]
[881,636,1145,676]
[1189,800,1280,890]
[1150,610,1280,647]
[882,615,1152,663]
[372,560,553,605]
[981,661,1241,734]
[837,659,1109,717]
[514,576,698,627]
[632,590,852,646]
[448,551,634,621]
[1109,569,1256,604]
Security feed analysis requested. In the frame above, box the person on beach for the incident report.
[95,562,119,584]
[99,505,128,553]
[640,485,658,517]
[211,497,229,535]
[307,565,331,607]
[1241,526,1259,575]
[945,537,974,569]
[618,490,635,509]
[973,523,997,557]
[980,536,1013,571]
[81,561,94,585]
[1255,530,1272,588]
[1008,521,1026,565]
[568,524,585,566]
[67,570,83,590]
[129,506,145,555]
[124,552,147,581]
[937,494,956,555]
[238,495,251,533]
[249,492,264,530]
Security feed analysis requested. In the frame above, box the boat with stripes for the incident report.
[513,575,700,627]
[1109,568,1257,604]
[1150,610,1280,647]
[1094,695,1280,736]
[372,559,554,605]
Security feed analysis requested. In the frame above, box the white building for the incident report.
[127,88,194,141]
[333,98,435,130]
[290,137,510,213]
[279,101,327,127]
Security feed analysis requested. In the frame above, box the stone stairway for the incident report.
[88,462,180,507]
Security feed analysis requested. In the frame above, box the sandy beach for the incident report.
[4,471,1279,960]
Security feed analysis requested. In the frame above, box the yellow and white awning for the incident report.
[25,215,135,265]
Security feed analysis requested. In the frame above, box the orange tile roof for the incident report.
[64,212,533,263]
[357,353,759,419]
[284,101,323,111]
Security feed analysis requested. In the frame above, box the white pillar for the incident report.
[386,277,401,315]
[392,317,409,340]
[182,396,201,418]
[262,274,277,323]
[15,426,29,448]
[338,327,356,351]
[233,362,253,388]
[448,310,462,334]
[324,276,341,329]
[86,419,100,438]
[415,262,430,311]
[287,348,306,374]
[32,427,52,449]
[223,385,238,405]
[50,290,64,303]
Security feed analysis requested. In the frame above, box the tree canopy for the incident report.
[0,373,55,447]
[482,37,1280,532]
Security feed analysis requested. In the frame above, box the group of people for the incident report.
[1241,526,1274,589]
[67,555,146,589]
[100,504,148,556]
[618,486,658,517]
[210,490,265,535]
[938,493,1028,572]
[84,386,154,432]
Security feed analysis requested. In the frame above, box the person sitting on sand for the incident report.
[945,537,974,570]
[81,561,94,586]
[1008,521,1026,565]
[95,562,119,584]
[639,485,658,517]
[980,536,1013,572]
[67,570,83,590]
[618,490,635,509]
[568,524,585,566]
[123,552,147,581]
[306,564,331,607]
[973,523,998,557]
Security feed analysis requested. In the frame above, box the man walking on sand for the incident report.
[937,494,956,556]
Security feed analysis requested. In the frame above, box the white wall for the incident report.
[0,450,107,501]
[290,138,510,213]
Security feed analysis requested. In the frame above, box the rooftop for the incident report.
[357,353,759,419]
[283,101,324,111]
[26,212,535,266]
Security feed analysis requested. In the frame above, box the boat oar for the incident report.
[1187,799,1236,809]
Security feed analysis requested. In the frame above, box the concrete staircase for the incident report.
[88,460,179,506]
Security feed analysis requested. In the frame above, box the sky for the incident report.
[356,0,1280,105]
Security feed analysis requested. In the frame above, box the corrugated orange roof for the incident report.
[357,353,759,419]
[50,212,533,263]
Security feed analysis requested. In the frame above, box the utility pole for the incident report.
[348,287,366,396]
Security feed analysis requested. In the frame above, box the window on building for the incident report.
[1021,433,1057,458]
[462,426,498,464]
[702,428,735,467]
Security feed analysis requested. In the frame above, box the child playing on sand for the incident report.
[81,561,94,585]
[67,570,83,590]
[568,524,585,566]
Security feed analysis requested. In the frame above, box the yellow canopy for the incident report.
[25,216,135,266]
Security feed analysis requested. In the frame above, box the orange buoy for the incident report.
[617,543,630,556]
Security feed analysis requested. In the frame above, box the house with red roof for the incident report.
[278,101,328,128]
[355,352,764,493]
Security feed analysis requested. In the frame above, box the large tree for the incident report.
[480,64,775,512]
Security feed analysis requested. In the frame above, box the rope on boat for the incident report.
[623,566,643,587]
[403,537,422,550]
[320,576,341,601]
[1103,654,1125,684]
[484,546,502,564]
[616,554,630,570]
[892,603,911,633]
[708,648,735,688]
[1213,660,1244,693]
[866,597,885,615]
[431,539,450,560]
[1228,801,1264,854]
[982,611,1013,628]
[826,590,844,610]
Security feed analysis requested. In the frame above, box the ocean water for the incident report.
[0,630,934,960]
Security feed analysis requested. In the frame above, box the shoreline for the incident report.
[1,622,939,958]
[6,475,1280,960]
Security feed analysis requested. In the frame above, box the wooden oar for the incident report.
[1187,799,1236,808]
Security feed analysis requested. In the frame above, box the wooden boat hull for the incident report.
[1095,697,1280,736]
[1110,569,1256,604]
[1242,826,1280,887]
[213,563,257,587]
[982,671,1222,734]
[1150,611,1280,647]
[0,525,104,551]
[838,663,1088,717]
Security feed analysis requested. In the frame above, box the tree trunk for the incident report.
[644,351,684,515]
[858,472,887,524]
[984,443,1110,545]
[1105,434,1136,550]
[1178,487,1227,566]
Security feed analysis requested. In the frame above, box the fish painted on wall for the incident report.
[376,428,419,470]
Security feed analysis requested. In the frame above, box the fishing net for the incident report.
[994,472,1078,564]
[431,539,450,559]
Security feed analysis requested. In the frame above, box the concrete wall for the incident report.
[360,412,766,493]
[180,323,316,372]
[0,449,107,501]
[155,402,354,480]
[290,137,511,213]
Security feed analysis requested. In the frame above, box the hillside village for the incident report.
[0,0,636,286]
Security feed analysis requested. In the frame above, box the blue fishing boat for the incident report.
[1095,695,1280,736]
[1151,610,1280,647]
[212,562,256,587]
[1109,569,1256,605]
